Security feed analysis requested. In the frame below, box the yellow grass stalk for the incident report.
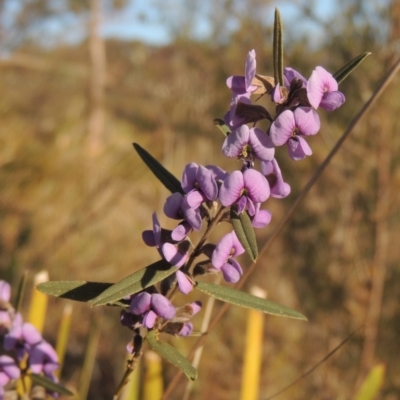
[354,364,385,400]
[27,271,49,333]
[240,286,267,400]
[143,350,163,400]
[55,303,73,378]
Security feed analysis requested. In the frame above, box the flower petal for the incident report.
[293,107,320,136]
[222,125,250,158]
[287,136,312,160]
[221,259,243,283]
[320,91,346,111]
[307,66,338,109]
[248,128,275,161]
[130,292,152,315]
[243,169,270,203]
[176,271,193,295]
[151,294,176,320]
[270,110,295,146]
[219,170,244,206]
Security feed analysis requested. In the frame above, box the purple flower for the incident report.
[250,203,272,229]
[130,292,176,329]
[307,66,345,111]
[261,158,291,198]
[28,340,59,376]
[284,67,307,88]
[0,280,11,302]
[175,270,193,294]
[0,355,20,392]
[212,231,245,283]
[269,107,320,160]
[181,163,218,204]
[226,49,257,126]
[222,125,275,163]
[219,169,270,214]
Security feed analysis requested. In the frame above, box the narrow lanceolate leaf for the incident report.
[133,143,183,194]
[333,52,371,84]
[30,373,74,396]
[37,281,113,303]
[273,8,284,86]
[213,118,231,137]
[90,260,176,306]
[231,208,258,261]
[146,330,198,381]
[195,281,307,320]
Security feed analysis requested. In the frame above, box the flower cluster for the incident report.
[0,280,59,398]
[121,50,345,352]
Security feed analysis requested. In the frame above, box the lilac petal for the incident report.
[151,294,176,320]
[29,342,59,374]
[270,110,295,146]
[206,165,228,182]
[142,230,156,247]
[0,355,20,380]
[221,259,243,283]
[236,195,247,214]
[243,169,270,203]
[171,222,192,241]
[245,49,257,90]
[22,323,42,346]
[320,91,346,111]
[271,83,283,103]
[293,107,320,136]
[189,301,202,316]
[179,322,193,337]
[261,159,291,199]
[252,208,272,228]
[143,310,157,328]
[197,165,218,200]
[248,128,275,161]
[152,213,162,245]
[182,199,202,231]
[212,231,244,269]
[222,124,250,158]
[164,193,183,219]
[219,170,244,206]
[130,292,152,315]
[287,136,312,160]
[0,281,11,302]
[284,67,307,88]
[186,190,205,209]
[181,163,198,193]
[162,243,187,267]
[176,271,193,295]
[307,66,338,109]
[246,197,256,216]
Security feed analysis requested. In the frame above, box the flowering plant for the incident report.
[37,9,368,396]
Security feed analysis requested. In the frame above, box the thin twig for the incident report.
[161,57,400,400]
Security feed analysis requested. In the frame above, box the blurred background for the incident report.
[0,0,399,399]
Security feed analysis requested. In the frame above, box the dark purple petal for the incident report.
[293,107,320,136]
[243,169,270,203]
[287,136,312,160]
[0,281,11,302]
[178,322,193,337]
[307,66,338,109]
[142,230,156,246]
[320,91,346,111]
[176,271,193,295]
[270,110,295,146]
[164,193,184,219]
[219,170,244,206]
[143,310,157,328]
[162,243,187,268]
[151,294,176,320]
[227,75,246,93]
[221,260,243,283]
[130,292,152,315]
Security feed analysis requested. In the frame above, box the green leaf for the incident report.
[333,52,371,84]
[273,8,284,86]
[133,143,183,194]
[90,259,176,306]
[354,364,385,400]
[195,281,307,320]
[30,373,74,396]
[37,281,113,303]
[146,330,197,381]
[213,118,231,137]
[230,208,258,261]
